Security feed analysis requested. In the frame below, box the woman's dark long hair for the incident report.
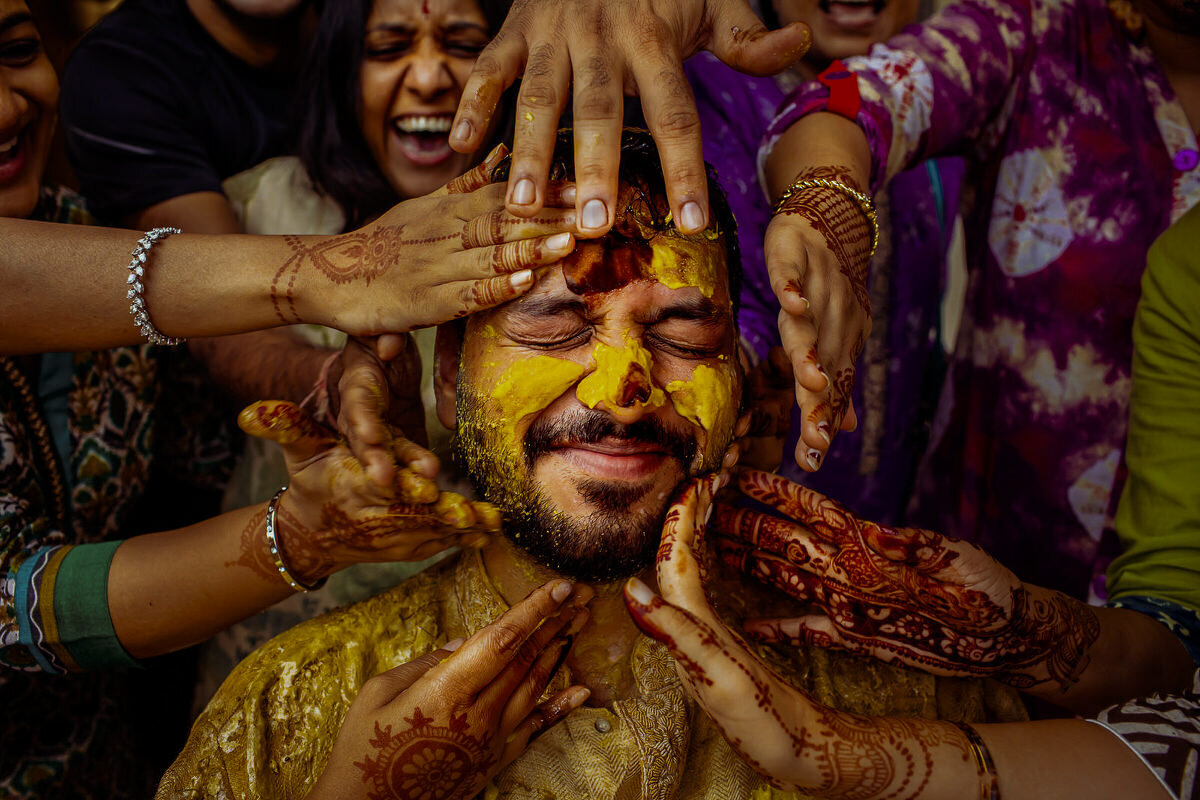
[297,0,513,228]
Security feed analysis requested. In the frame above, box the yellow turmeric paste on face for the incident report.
[665,362,739,434]
[646,237,721,298]
[490,355,586,443]
[576,332,667,411]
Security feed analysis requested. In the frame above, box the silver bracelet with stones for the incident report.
[127,226,185,346]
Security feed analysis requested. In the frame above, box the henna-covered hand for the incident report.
[281,145,580,337]
[448,0,811,236]
[235,401,504,586]
[714,469,1101,693]
[766,165,872,472]
[306,579,593,800]
[734,345,795,472]
[625,475,977,797]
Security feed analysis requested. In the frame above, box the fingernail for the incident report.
[582,199,607,230]
[568,685,591,706]
[560,184,577,205]
[546,232,572,251]
[704,503,714,525]
[566,607,590,635]
[680,201,705,233]
[805,448,823,471]
[512,178,535,206]
[551,580,573,603]
[722,445,739,469]
[510,269,534,290]
[444,637,465,652]
[626,576,655,606]
[452,119,473,144]
[816,421,831,445]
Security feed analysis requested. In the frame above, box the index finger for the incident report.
[735,468,858,546]
[629,49,709,234]
[435,579,577,692]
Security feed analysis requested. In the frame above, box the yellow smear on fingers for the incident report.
[490,355,586,442]
[647,239,719,298]
[576,333,666,410]
[666,362,739,433]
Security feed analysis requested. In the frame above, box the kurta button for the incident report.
[594,719,612,733]
[1174,148,1199,171]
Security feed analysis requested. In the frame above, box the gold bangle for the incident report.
[772,176,879,259]
[265,487,326,593]
[952,722,1001,800]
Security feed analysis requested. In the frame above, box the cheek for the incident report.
[665,361,740,439]
[357,65,398,155]
[489,355,587,445]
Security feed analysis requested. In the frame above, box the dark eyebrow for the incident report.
[507,294,588,319]
[645,294,729,326]
[443,22,489,36]
[0,12,34,36]
[366,21,489,36]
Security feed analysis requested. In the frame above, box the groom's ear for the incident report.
[434,323,463,431]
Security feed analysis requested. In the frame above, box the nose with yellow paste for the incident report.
[575,332,668,421]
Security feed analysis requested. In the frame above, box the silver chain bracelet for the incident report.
[126,226,185,346]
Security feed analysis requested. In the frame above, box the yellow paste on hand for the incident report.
[576,333,667,411]
[666,362,739,433]
[490,355,586,443]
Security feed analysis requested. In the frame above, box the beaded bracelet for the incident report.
[772,176,879,260]
[953,721,1001,800]
[126,226,185,345]
[265,487,327,593]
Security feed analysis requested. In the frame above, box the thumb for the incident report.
[435,143,510,196]
[238,401,335,463]
[706,1,812,76]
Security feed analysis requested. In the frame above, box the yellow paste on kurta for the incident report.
[576,333,667,411]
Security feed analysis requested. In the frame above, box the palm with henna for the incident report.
[307,579,594,800]
[712,469,1193,714]
[621,475,1176,800]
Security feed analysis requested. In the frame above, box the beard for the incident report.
[454,380,726,583]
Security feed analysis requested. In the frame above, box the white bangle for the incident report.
[265,487,326,593]
[126,226,185,346]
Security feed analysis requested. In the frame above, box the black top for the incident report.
[58,0,297,223]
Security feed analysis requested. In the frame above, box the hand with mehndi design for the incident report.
[713,469,1101,693]
[281,144,580,338]
[734,346,795,472]
[306,579,593,800]
[624,475,981,796]
[764,166,871,473]
[447,0,811,237]
[238,400,503,584]
[314,334,436,490]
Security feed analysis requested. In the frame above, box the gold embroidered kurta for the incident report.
[158,552,1026,799]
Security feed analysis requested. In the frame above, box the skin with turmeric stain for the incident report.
[665,361,739,435]
[646,236,721,299]
[576,332,667,411]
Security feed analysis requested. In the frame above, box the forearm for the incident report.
[0,219,292,354]
[107,503,294,659]
[762,113,873,201]
[1025,601,1194,715]
[189,329,335,407]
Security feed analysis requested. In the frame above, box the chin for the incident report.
[389,157,475,200]
[0,182,41,220]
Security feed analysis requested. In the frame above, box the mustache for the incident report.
[523,408,698,468]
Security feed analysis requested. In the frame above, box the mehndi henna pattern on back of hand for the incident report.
[271,227,457,324]
[775,166,873,314]
[717,470,1101,691]
[353,709,497,800]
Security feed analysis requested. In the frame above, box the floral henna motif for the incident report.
[270,227,456,323]
[353,709,495,800]
[829,367,856,431]
[722,471,1101,689]
[776,166,873,314]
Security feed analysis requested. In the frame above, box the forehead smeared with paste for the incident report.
[562,183,725,298]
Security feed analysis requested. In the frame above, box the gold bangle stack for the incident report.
[772,176,879,260]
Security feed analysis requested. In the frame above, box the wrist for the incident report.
[270,488,334,590]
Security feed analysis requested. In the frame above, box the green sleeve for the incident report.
[1108,204,1200,615]
[53,541,139,671]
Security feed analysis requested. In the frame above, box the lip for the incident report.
[820,0,884,32]
[0,129,27,186]
[549,440,674,481]
[391,113,455,167]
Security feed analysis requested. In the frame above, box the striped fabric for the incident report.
[1089,669,1200,800]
